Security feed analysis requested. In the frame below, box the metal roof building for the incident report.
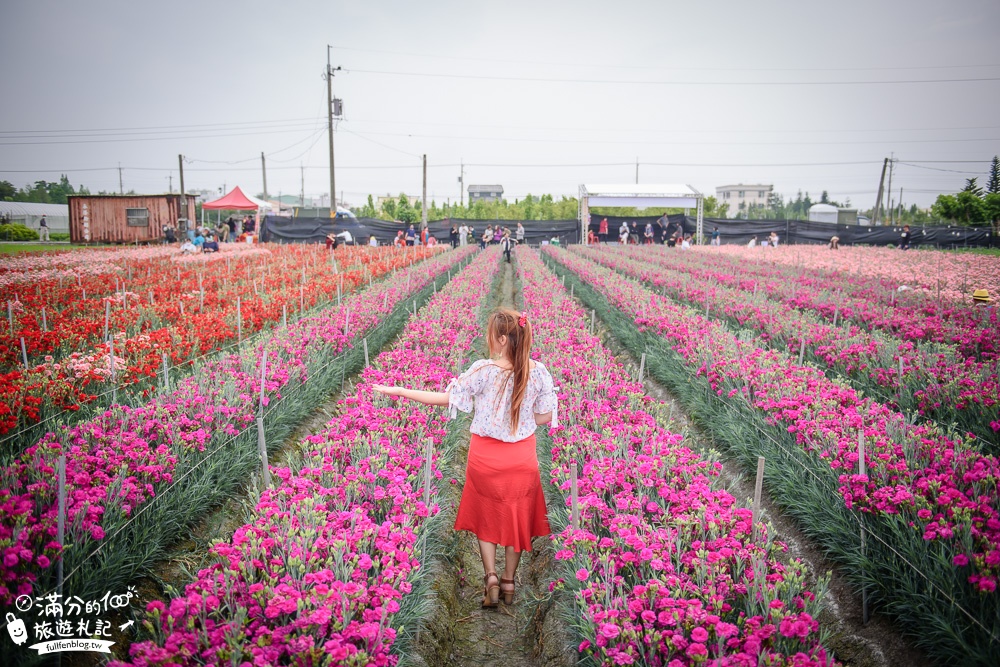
[0,201,70,233]
[468,184,504,203]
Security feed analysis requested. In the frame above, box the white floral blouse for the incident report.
[446,359,559,442]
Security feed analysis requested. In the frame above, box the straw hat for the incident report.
[972,289,993,303]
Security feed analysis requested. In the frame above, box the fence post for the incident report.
[257,417,270,488]
[282,304,287,328]
[798,337,806,365]
[57,454,66,600]
[109,337,117,404]
[423,438,434,508]
[237,297,242,344]
[752,456,765,541]
[20,337,28,368]
[41,307,47,333]
[638,352,646,383]
[590,309,596,335]
[363,337,369,366]
[162,353,169,392]
[859,430,869,625]
[337,281,342,307]
[104,300,110,341]
[6,301,12,335]
[570,463,580,530]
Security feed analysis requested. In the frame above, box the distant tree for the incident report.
[0,180,15,201]
[380,197,397,220]
[396,193,417,223]
[358,194,378,218]
[820,190,829,204]
[932,191,987,224]
[986,157,999,194]
[963,177,985,198]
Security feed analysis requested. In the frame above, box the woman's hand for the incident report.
[372,385,404,397]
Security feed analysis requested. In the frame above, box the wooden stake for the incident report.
[752,456,765,541]
[590,309,596,335]
[259,349,268,414]
[6,301,11,334]
[638,352,646,382]
[20,337,28,368]
[570,463,580,530]
[109,337,117,404]
[423,438,434,508]
[363,337,369,366]
[859,430,869,625]
[104,300,110,341]
[41,307,47,333]
[798,337,806,365]
[257,417,270,487]
[282,304,287,328]
[237,297,242,343]
[57,454,66,599]
[162,353,169,392]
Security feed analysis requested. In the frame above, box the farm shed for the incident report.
[0,201,70,234]
[68,194,197,244]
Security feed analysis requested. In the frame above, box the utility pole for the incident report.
[422,154,428,226]
[326,46,342,212]
[885,152,894,225]
[898,187,903,223]
[300,165,305,208]
[459,159,465,206]
[635,156,639,184]
[168,174,172,193]
[178,154,187,223]
[261,152,268,203]
[118,163,124,195]
[872,157,888,226]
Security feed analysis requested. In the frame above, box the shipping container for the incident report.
[68,194,197,244]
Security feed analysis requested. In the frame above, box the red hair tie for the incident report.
[518,312,527,327]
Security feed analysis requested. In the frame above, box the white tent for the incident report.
[579,184,704,243]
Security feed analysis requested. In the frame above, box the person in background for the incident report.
[618,221,629,245]
[458,223,468,247]
[482,226,493,249]
[192,229,206,251]
[244,216,255,234]
[450,225,460,248]
[405,224,416,246]
[38,215,50,241]
[644,221,654,245]
[587,229,598,246]
[216,220,229,243]
[369,235,378,247]
[769,231,779,247]
[501,229,515,263]
[711,227,721,246]
[326,232,337,250]
[829,235,840,250]
[427,235,438,247]
[680,235,692,249]
[629,221,639,245]
[666,231,678,248]
[393,231,403,247]
[599,217,609,244]
[493,226,503,245]
[162,224,177,244]
[202,234,220,253]
[516,222,525,245]
[180,238,198,254]
[972,289,993,307]
[748,236,758,248]
[900,225,911,250]
[226,216,236,239]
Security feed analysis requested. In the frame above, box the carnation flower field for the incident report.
[0,243,439,452]
[545,244,999,665]
[1,241,996,666]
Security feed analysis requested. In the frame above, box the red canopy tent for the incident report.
[201,186,261,210]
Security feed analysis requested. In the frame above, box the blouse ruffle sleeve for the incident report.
[446,359,491,419]
[533,363,559,428]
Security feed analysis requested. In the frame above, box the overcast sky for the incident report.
[2,0,999,211]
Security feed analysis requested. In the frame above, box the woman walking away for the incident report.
[373,309,556,608]
[450,225,460,248]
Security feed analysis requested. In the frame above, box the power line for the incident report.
[331,45,1000,74]
[0,127,328,147]
[0,117,321,136]
[348,68,1000,86]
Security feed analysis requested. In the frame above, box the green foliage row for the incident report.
[0,223,40,241]
[931,170,1000,227]
[546,253,999,666]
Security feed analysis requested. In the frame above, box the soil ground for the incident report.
[409,261,574,667]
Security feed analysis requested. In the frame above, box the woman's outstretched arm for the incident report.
[372,385,450,406]
[534,411,552,425]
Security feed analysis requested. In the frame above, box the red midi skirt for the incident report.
[454,432,550,552]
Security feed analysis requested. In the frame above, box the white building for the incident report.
[716,184,772,216]
[808,203,839,224]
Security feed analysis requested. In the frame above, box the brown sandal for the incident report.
[500,577,515,605]
[482,572,500,608]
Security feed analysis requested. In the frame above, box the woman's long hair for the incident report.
[486,307,533,434]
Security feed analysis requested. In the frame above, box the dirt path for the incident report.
[586,311,931,667]
[410,262,572,667]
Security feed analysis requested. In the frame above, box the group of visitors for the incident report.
[590,214,697,247]
[178,225,223,254]
[747,232,781,248]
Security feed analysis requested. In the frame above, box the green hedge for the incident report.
[0,223,40,241]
